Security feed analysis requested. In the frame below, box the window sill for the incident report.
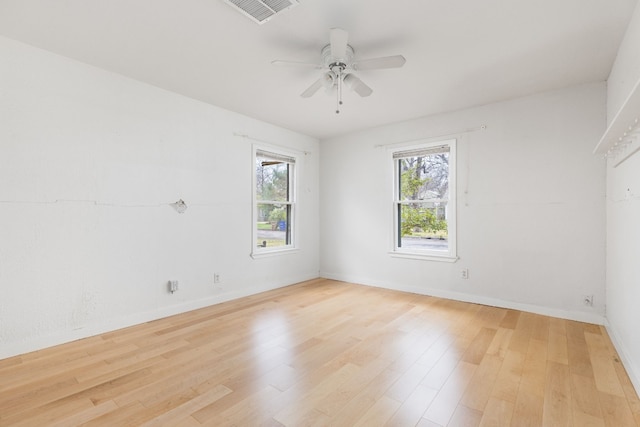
[251,247,299,259]
[388,251,458,263]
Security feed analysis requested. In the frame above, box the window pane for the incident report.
[398,202,448,251]
[256,158,290,202]
[256,203,291,248]
[398,152,449,201]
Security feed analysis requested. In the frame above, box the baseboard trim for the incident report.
[320,272,606,325]
[604,320,640,397]
[0,273,319,360]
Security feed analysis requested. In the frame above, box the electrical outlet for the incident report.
[583,295,593,306]
[214,273,221,284]
[168,280,179,294]
[461,269,469,279]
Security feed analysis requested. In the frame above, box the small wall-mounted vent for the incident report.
[223,0,299,24]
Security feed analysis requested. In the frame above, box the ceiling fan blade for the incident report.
[353,55,406,70]
[343,74,373,97]
[271,60,322,69]
[330,28,349,60]
[300,78,324,98]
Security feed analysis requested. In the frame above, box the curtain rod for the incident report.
[374,124,487,149]
[233,132,310,155]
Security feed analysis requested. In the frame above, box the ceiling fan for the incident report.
[272,28,406,113]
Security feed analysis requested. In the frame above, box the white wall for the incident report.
[604,1,640,394]
[320,83,606,324]
[0,36,320,359]
[607,3,640,126]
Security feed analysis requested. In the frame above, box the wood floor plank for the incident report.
[499,310,521,330]
[421,335,474,390]
[549,317,567,336]
[4,397,95,427]
[272,362,360,426]
[218,385,283,426]
[517,331,562,427]
[81,401,147,427]
[462,327,498,365]
[0,279,637,427]
[386,328,443,372]
[542,361,573,427]
[508,312,535,354]
[262,363,301,392]
[139,384,232,427]
[417,332,457,369]
[385,358,435,402]
[172,416,202,427]
[612,359,640,425]
[490,350,525,403]
[384,384,438,426]
[566,321,596,379]
[571,410,605,427]
[486,327,513,360]
[548,330,569,365]
[475,305,508,330]
[448,404,483,427]
[599,391,637,427]
[530,314,550,343]
[422,361,477,426]
[571,373,604,420]
[0,355,22,371]
[585,332,626,397]
[511,389,544,427]
[479,397,514,427]
[314,357,392,417]
[416,419,445,427]
[330,366,405,427]
[519,338,548,398]
[461,354,503,411]
[353,395,402,427]
[49,401,119,427]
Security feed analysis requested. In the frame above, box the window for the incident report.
[391,139,456,260]
[253,147,297,255]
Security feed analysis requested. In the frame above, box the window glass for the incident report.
[392,141,456,258]
[254,148,295,253]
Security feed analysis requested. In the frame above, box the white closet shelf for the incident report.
[594,75,640,156]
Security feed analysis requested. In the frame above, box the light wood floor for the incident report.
[1,279,639,426]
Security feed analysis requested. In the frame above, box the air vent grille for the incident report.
[223,0,299,24]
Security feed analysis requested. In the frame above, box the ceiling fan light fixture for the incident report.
[343,73,356,90]
[343,73,373,97]
[322,71,337,89]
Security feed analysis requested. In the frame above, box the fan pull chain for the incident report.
[336,67,343,114]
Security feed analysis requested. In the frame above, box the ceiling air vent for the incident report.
[223,0,299,24]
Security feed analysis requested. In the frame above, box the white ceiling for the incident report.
[0,0,637,139]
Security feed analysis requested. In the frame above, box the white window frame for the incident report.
[251,144,298,258]
[389,139,457,262]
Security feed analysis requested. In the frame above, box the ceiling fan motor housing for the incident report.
[321,44,354,69]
